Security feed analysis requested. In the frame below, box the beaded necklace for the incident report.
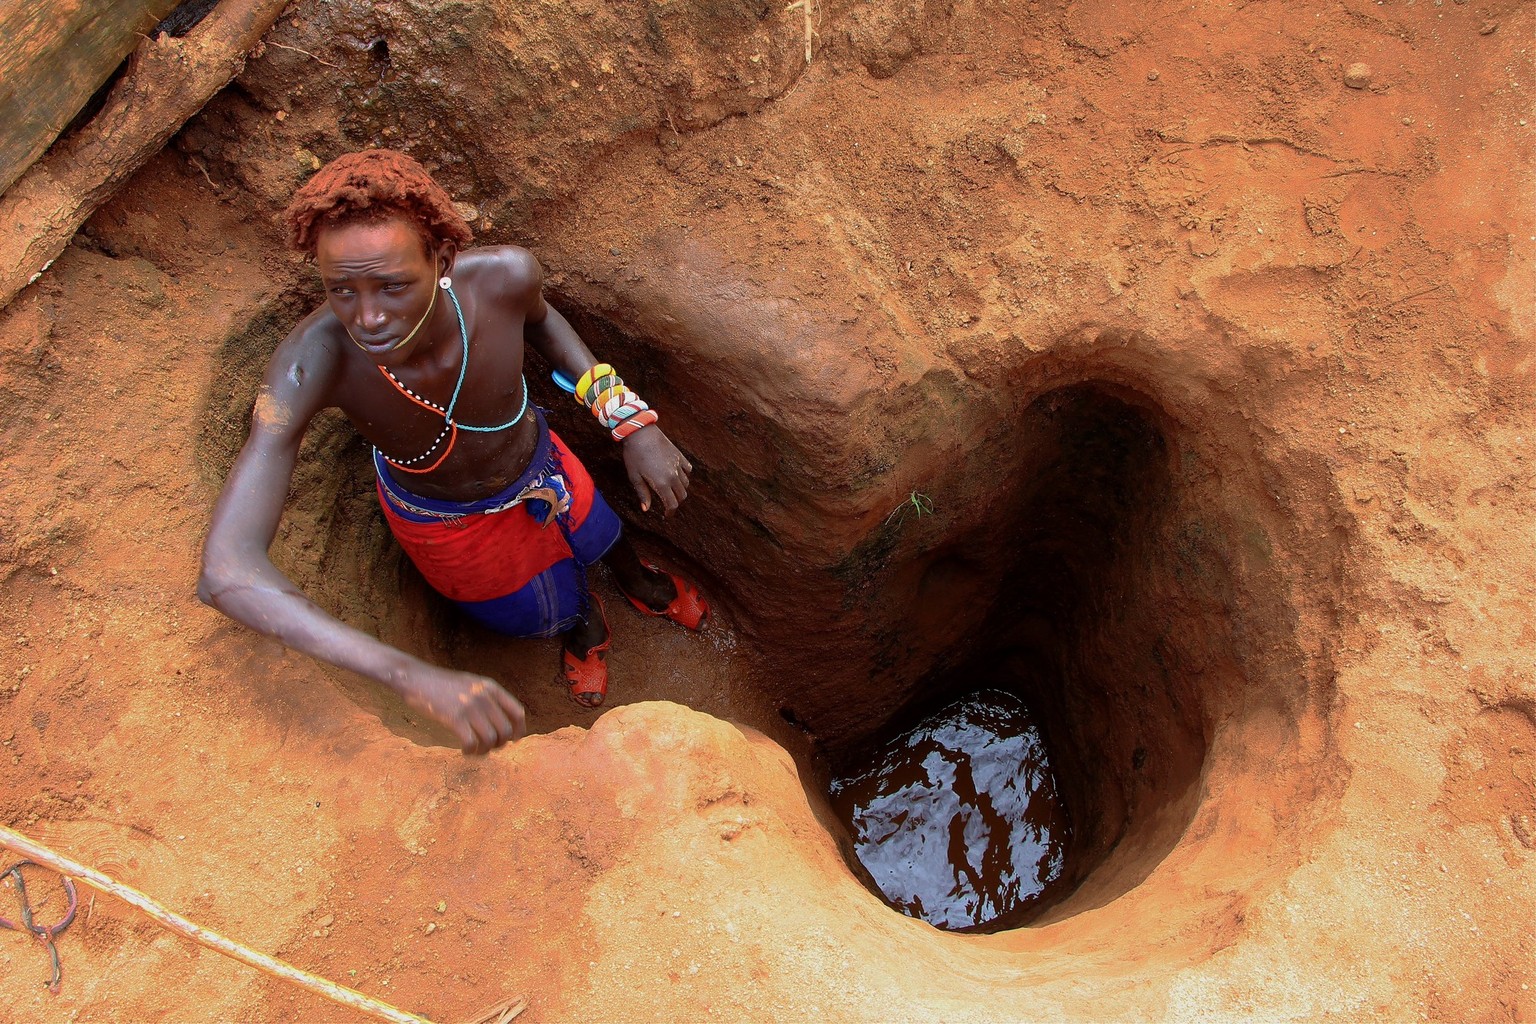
[374,284,528,475]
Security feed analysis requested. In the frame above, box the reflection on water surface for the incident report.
[831,689,1070,930]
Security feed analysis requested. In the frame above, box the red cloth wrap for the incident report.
[377,429,601,604]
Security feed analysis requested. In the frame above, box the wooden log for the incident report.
[0,0,181,197]
[0,0,292,310]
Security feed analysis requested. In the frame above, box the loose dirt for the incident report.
[1,1,1533,1021]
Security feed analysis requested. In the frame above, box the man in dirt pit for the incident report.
[198,149,708,754]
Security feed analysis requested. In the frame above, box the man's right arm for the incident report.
[197,326,524,753]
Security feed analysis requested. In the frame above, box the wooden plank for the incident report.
[0,0,294,308]
[0,0,181,196]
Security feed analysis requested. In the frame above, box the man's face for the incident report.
[314,216,442,361]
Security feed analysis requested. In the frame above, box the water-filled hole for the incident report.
[825,382,1216,926]
[831,688,1070,931]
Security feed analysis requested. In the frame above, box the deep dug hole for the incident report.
[828,383,1200,930]
[808,373,1345,928]
[202,293,1344,935]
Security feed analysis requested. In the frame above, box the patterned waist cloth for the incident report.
[373,408,622,638]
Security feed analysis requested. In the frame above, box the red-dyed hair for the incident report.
[283,149,473,255]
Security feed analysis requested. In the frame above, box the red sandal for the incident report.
[561,594,611,709]
[624,562,709,631]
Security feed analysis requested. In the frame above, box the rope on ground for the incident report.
[0,824,447,1024]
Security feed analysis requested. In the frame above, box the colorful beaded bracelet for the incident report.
[610,408,659,441]
[574,363,659,441]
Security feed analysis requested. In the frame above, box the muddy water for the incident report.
[829,689,1070,931]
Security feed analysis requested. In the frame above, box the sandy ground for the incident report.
[1,0,1534,1021]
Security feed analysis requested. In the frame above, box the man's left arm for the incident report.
[514,253,694,515]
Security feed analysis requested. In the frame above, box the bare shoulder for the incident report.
[459,245,544,313]
[253,306,346,438]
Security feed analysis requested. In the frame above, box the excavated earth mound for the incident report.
[2,0,1533,1020]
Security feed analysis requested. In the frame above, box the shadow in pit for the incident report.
[823,379,1332,928]
[967,384,1201,921]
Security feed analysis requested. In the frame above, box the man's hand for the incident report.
[396,664,527,754]
[623,425,693,514]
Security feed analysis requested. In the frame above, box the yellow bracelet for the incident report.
[574,363,611,402]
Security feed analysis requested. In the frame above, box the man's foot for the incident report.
[561,594,610,709]
[620,561,709,631]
